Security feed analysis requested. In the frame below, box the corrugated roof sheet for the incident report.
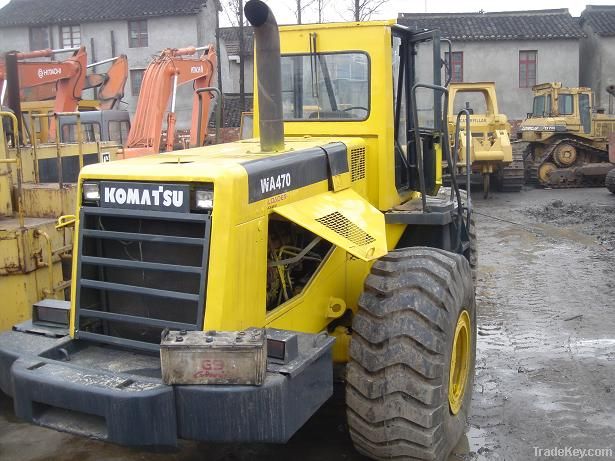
[398,9,585,41]
[0,0,211,27]
[580,5,615,37]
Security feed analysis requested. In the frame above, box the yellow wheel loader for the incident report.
[520,82,615,188]
[0,3,477,460]
[447,82,523,198]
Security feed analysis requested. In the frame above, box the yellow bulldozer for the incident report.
[520,82,615,187]
[447,82,523,198]
[0,2,477,460]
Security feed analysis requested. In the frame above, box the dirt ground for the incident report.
[1,187,614,461]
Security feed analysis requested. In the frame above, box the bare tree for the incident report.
[292,0,317,24]
[349,0,389,21]
[316,0,330,23]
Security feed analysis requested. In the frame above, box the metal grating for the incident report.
[74,206,211,352]
[351,147,366,182]
[315,211,375,246]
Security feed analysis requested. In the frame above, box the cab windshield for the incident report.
[532,94,552,117]
[280,52,369,121]
[558,94,574,115]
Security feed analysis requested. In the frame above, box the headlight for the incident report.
[82,182,100,202]
[194,189,213,210]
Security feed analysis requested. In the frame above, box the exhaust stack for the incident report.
[244,0,284,152]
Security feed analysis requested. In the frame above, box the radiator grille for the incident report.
[316,211,375,246]
[350,147,366,182]
[74,206,211,351]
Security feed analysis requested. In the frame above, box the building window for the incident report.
[445,51,463,83]
[519,50,537,88]
[60,25,81,48]
[130,69,145,96]
[29,26,50,51]
[128,20,148,48]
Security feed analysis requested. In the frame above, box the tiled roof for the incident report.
[580,5,615,37]
[219,26,254,56]
[398,9,585,41]
[0,0,212,27]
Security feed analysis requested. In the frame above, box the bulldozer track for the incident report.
[499,148,525,192]
[526,137,609,188]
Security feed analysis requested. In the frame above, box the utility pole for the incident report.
[354,0,360,21]
[215,5,223,95]
[238,0,245,112]
[297,0,302,24]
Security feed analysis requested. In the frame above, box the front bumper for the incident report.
[0,329,334,447]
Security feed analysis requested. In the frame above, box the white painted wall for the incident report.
[416,39,581,120]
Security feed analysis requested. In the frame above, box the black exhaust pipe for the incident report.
[244,0,284,152]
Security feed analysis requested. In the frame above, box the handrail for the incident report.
[0,110,24,227]
[55,111,84,170]
[196,87,223,145]
[453,109,473,252]
[34,230,55,296]
[34,229,71,296]
[410,82,450,213]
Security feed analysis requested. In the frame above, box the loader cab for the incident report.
[255,21,447,211]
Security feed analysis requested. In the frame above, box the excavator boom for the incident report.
[124,45,217,157]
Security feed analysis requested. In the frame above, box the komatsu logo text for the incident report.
[100,182,190,212]
[260,173,291,194]
[104,186,184,207]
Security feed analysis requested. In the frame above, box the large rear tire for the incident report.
[347,247,476,460]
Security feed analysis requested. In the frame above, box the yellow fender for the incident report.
[274,188,387,261]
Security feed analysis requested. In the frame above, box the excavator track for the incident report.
[526,137,611,188]
[498,144,525,192]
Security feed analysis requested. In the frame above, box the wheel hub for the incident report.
[538,162,558,183]
[449,310,471,415]
[554,144,577,167]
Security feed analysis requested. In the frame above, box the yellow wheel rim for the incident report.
[538,162,557,183]
[554,144,577,167]
[449,310,471,415]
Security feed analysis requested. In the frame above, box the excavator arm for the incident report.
[84,55,128,110]
[123,45,217,158]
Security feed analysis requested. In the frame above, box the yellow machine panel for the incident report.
[275,189,387,261]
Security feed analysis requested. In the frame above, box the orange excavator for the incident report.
[1,47,128,141]
[123,44,217,158]
[0,48,127,109]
